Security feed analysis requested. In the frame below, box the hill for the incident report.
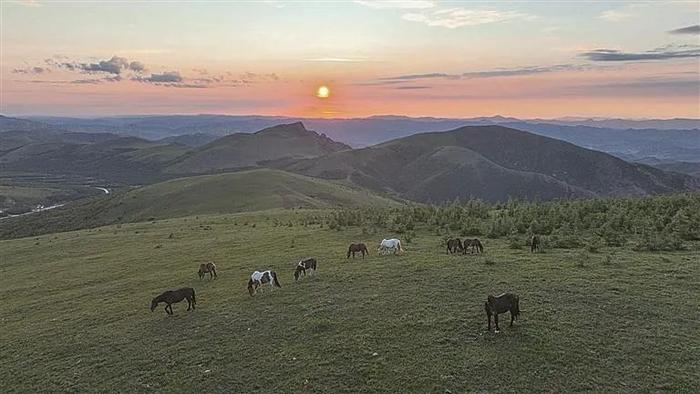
[166,122,349,174]
[1,205,697,392]
[0,169,397,239]
[279,125,699,202]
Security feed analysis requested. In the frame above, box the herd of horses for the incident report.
[151,236,532,333]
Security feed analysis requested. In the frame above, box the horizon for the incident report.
[2,1,699,118]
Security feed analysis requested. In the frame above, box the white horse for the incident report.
[378,238,403,255]
[247,270,281,296]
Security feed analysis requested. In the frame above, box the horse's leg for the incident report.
[166,304,172,315]
[494,313,500,333]
[510,311,515,327]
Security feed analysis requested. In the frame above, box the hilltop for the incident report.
[279,125,699,202]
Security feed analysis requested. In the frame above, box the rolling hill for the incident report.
[166,122,349,174]
[0,169,397,239]
[279,125,700,203]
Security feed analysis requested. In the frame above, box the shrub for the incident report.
[586,236,605,253]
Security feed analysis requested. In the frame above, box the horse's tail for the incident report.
[191,288,196,305]
[272,271,281,288]
[484,301,491,317]
[478,240,484,253]
[211,263,217,277]
[347,246,351,259]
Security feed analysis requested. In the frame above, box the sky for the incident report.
[1,0,699,119]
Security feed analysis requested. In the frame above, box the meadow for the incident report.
[1,208,698,393]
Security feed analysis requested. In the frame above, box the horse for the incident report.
[485,293,520,333]
[347,243,369,259]
[463,238,484,254]
[150,288,196,315]
[198,262,217,279]
[378,238,403,255]
[531,235,541,253]
[294,258,317,281]
[446,238,463,254]
[247,270,281,296]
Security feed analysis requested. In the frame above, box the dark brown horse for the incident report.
[347,243,369,259]
[150,288,196,315]
[485,293,520,332]
[463,238,484,254]
[446,238,463,254]
[198,262,217,279]
[294,258,318,281]
[530,235,541,253]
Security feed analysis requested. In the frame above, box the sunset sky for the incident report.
[1,0,698,118]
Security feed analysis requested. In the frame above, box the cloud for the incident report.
[598,9,631,22]
[581,45,700,61]
[669,25,700,35]
[304,57,369,63]
[129,61,146,73]
[380,64,587,82]
[402,8,535,28]
[240,72,279,81]
[134,71,183,83]
[79,56,130,75]
[394,85,432,90]
[354,0,434,9]
[567,78,700,97]
[12,66,49,74]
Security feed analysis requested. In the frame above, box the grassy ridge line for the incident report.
[1,211,698,392]
[0,169,399,240]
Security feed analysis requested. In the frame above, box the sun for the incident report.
[316,85,330,98]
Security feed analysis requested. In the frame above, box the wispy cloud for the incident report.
[380,64,587,82]
[669,25,700,35]
[354,0,435,10]
[598,9,631,22]
[394,85,432,90]
[402,8,535,28]
[304,57,369,63]
[12,66,49,74]
[581,45,700,61]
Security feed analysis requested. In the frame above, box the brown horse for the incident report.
[150,288,196,315]
[347,243,369,259]
[446,238,463,254]
[485,293,520,332]
[463,238,484,254]
[198,262,217,279]
[531,235,541,253]
[294,258,318,281]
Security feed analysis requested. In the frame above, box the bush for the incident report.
[633,231,684,252]
[586,236,605,253]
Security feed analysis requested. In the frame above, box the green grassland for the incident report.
[1,209,698,392]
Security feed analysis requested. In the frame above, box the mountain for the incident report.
[166,122,349,174]
[278,125,699,203]
[157,133,220,147]
[0,169,398,239]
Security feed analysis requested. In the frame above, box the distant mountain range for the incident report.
[19,114,700,168]
[1,115,698,210]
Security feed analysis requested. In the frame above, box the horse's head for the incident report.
[294,266,302,281]
[150,298,158,312]
[247,279,255,296]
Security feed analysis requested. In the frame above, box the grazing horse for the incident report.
[378,238,403,255]
[446,238,464,254]
[247,270,281,296]
[531,235,541,253]
[294,258,318,281]
[347,243,369,259]
[198,262,217,279]
[150,288,196,315]
[463,238,484,254]
[485,293,520,333]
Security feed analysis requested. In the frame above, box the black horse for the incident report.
[151,288,196,315]
[347,243,369,259]
[463,238,484,254]
[446,238,463,254]
[531,235,541,253]
[485,292,520,332]
[294,258,318,280]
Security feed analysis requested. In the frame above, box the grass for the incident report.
[1,209,698,392]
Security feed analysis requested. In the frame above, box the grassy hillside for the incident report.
[1,209,698,392]
[167,122,350,174]
[281,125,699,202]
[0,169,397,239]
